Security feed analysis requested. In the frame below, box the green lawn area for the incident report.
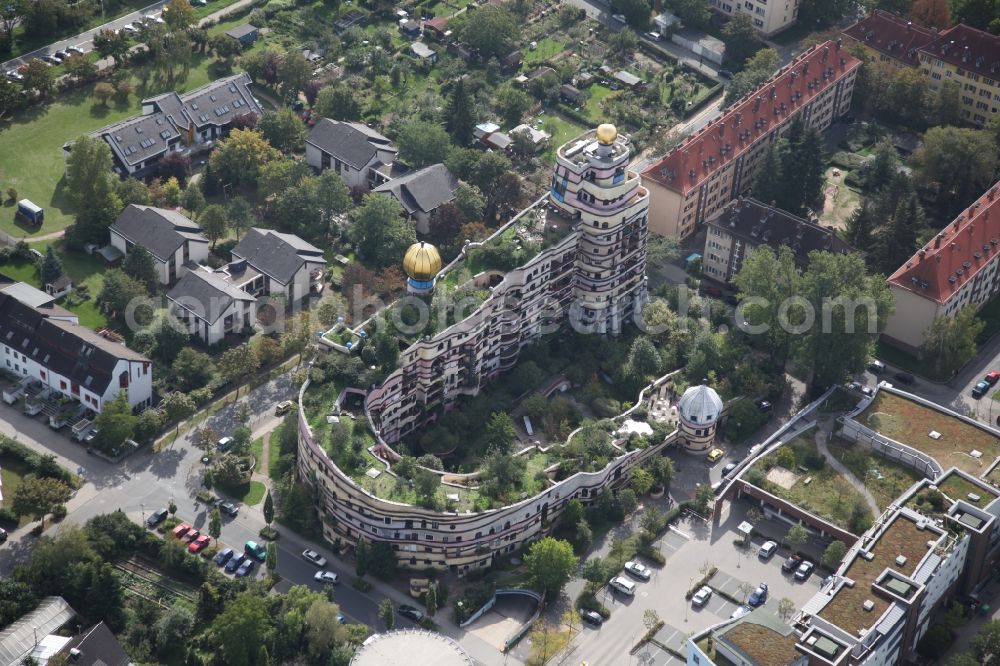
[267,435,282,479]
[828,436,924,512]
[936,470,998,506]
[523,37,567,66]
[3,0,153,61]
[0,52,225,238]
[874,341,951,383]
[226,480,266,506]
[572,84,619,124]
[250,437,264,468]
[537,111,588,161]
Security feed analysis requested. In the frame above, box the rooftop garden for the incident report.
[936,471,998,507]
[720,623,802,666]
[819,515,932,636]
[857,391,1000,476]
[745,433,875,533]
[828,436,923,513]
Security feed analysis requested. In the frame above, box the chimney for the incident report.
[934,234,942,248]
[918,249,926,260]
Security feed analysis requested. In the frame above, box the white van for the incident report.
[609,576,636,596]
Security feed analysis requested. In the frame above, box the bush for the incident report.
[0,507,18,525]
[259,526,280,540]
[352,577,372,592]
[51,504,68,522]
[575,587,611,618]
[829,151,865,170]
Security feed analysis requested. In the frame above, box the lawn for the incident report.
[537,111,588,161]
[574,84,619,124]
[828,436,923,512]
[523,37,567,66]
[250,437,264,467]
[3,0,154,61]
[0,454,30,523]
[0,52,225,238]
[747,434,873,531]
[225,479,266,506]
[874,341,952,383]
[937,470,998,506]
[267,435,282,479]
[857,390,1000,476]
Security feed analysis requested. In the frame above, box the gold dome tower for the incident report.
[595,123,618,145]
[403,242,442,295]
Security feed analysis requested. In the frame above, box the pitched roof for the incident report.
[919,23,1000,80]
[110,205,206,262]
[887,182,1000,304]
[0,295,149,396]
[232,228,326,285]
[60,622,132,666]
[678,385,723,425]
[225,23,258,40]
[641,41,862,195]
[167,269,255,324]
[842,10,937,67]
[0,597,75,666]
[373,164,458,217]
[706,197,856,265]
[306,118,396,170]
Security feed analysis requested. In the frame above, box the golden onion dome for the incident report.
[596,123,618,145]
[403,242,442,281]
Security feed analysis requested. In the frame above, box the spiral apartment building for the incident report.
[297,125,656,572]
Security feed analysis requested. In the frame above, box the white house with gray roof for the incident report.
[109,205,208,285]
[231,228,326,304]
[373,163,459,234]
[305,118,401,189]
[166,269,256,346]
[73,73,262,178]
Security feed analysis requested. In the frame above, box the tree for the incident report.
[12,477,71,528]
[721,12,761,64]
[93,393,137,455]
[425,583,438,617]
[971,620,1000,664]
[21,58,54,97]
[723,48,780,108]
[870,176,925,274]
[643,608,660,633]
[778,597,796,621]
[40,247,64,285]
[64,53,96,82]
[396,119,450,168]
[163,0,196,31]
[209,508,222,541]
[496,84,531,128]
[122,246,159,293]
[226,197,254,239]
[277,52,311,103]
[647,456,675,490]
[786,523,808,549]
[524,537,578,598]
[865,138,898,192]
[266,542,278,572]
[484,412,516,453]
[625,337,661,383]
[182,184,205,215]
[171,348,215,391]
[208,592,271,666]
[161,391,196,432]
[263,490,274,526]
[445,79,474,146]
[910,0,951,28]
[194,425,218,455]
[199,204,228,249]
[822,540,847,569]
[314,84,361,121]
[784,124,826,214]
[209,129,281,188]
[65,135,121,240]
[258,108,307,154]
[752,141,786,207]
[351,194,416,268]
[612,0,652,29]
[0,0,24,53]
[693,484,714,515]
[378,599,395,629]
[912,126,998,216]
[630,467,654,496]
[453,5,519,59]
[667,0,711,27]
[355,537,369,577]
[922,306,985,378]
[0,75,18,120]
[219,343,260,396]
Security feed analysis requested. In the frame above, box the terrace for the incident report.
[856,391,1000,476]
[719,621,802,666]
[818,514,937,636]
[936,470,999,507]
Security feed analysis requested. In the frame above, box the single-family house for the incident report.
[613,70,645,90]
[232,228,327,304]
[374,164,459,234]
[410,42,438,63]
[167,268,256,346]
[576,71,595,88]
[57,622,133,666]
[305,118,401,189]
[75,73,263,178]
[500,50,523,73]
[224,24,259,48]
[473,122,512,152]
[109,205,209,285]
[399,18,421,37]
[510,124,551,152]
[44,274,74,299]
[560,83,583,105]
[0,294,153,411]
[423,16,451,41]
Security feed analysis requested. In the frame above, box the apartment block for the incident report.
[709,0,801,37]
[918,23,1000,126]
[842,10,937,69]
[641,42,860,240]
[883,181,1000,353]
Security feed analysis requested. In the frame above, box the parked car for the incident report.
[987,371,1000,384]
[609,577,636,596]
[782,554,803,572]
[275,400,295,415]
[755,399,772,413]
[188,534,211,553]
[722,462,737,476]
[0,527,7,543]
[146,508,169,527]
[225,553,246,573]
[691,586,713,607]
[861,386,874,397]
[702,285,723,298]
[41,54,61,64]
[54,50,70,60]
[646,31,661,41]
[214,548,234,566]
[718,69,733,79]
[611,13,627,23]
[730,605,751,619]
[795,561,815,581]
[6,69,24,81]
[336,613,346,624]
[172,523,192,539]
[748,582,768,607]
[121,24,137,34]
[236,558,255,577]
[84,428,99,444]
[758,541,778,560]
[867,360,886,373]
[624,560,652,580]
[707,448,725,463]
[217,436,233,452]
[893,371,915,385]
[217,499,239,517]
[314,571,339,585]
[580,609,603,626]
[302,549,327,567]
[182,529,200,543]
[973,380,991,398]
[245,541,267,561]
[67,45,85,55]
[398,604,424,622]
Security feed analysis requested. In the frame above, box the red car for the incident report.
[182,529,200,543]
[987,371,1000,385]
[188,535,211,553]
[172,523,192,539]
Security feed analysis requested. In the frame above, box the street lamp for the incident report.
[684,576,693,623]
[140,503,145,526]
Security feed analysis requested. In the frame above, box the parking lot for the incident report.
[560,503,824,665]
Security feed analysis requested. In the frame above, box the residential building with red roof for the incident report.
[708,0,802,38]
[918,23,1000,126]
[640,41,860,239]
[883,181,1000,352]
[842,9,937,69]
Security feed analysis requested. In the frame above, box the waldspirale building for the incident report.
[296,125,660,571]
